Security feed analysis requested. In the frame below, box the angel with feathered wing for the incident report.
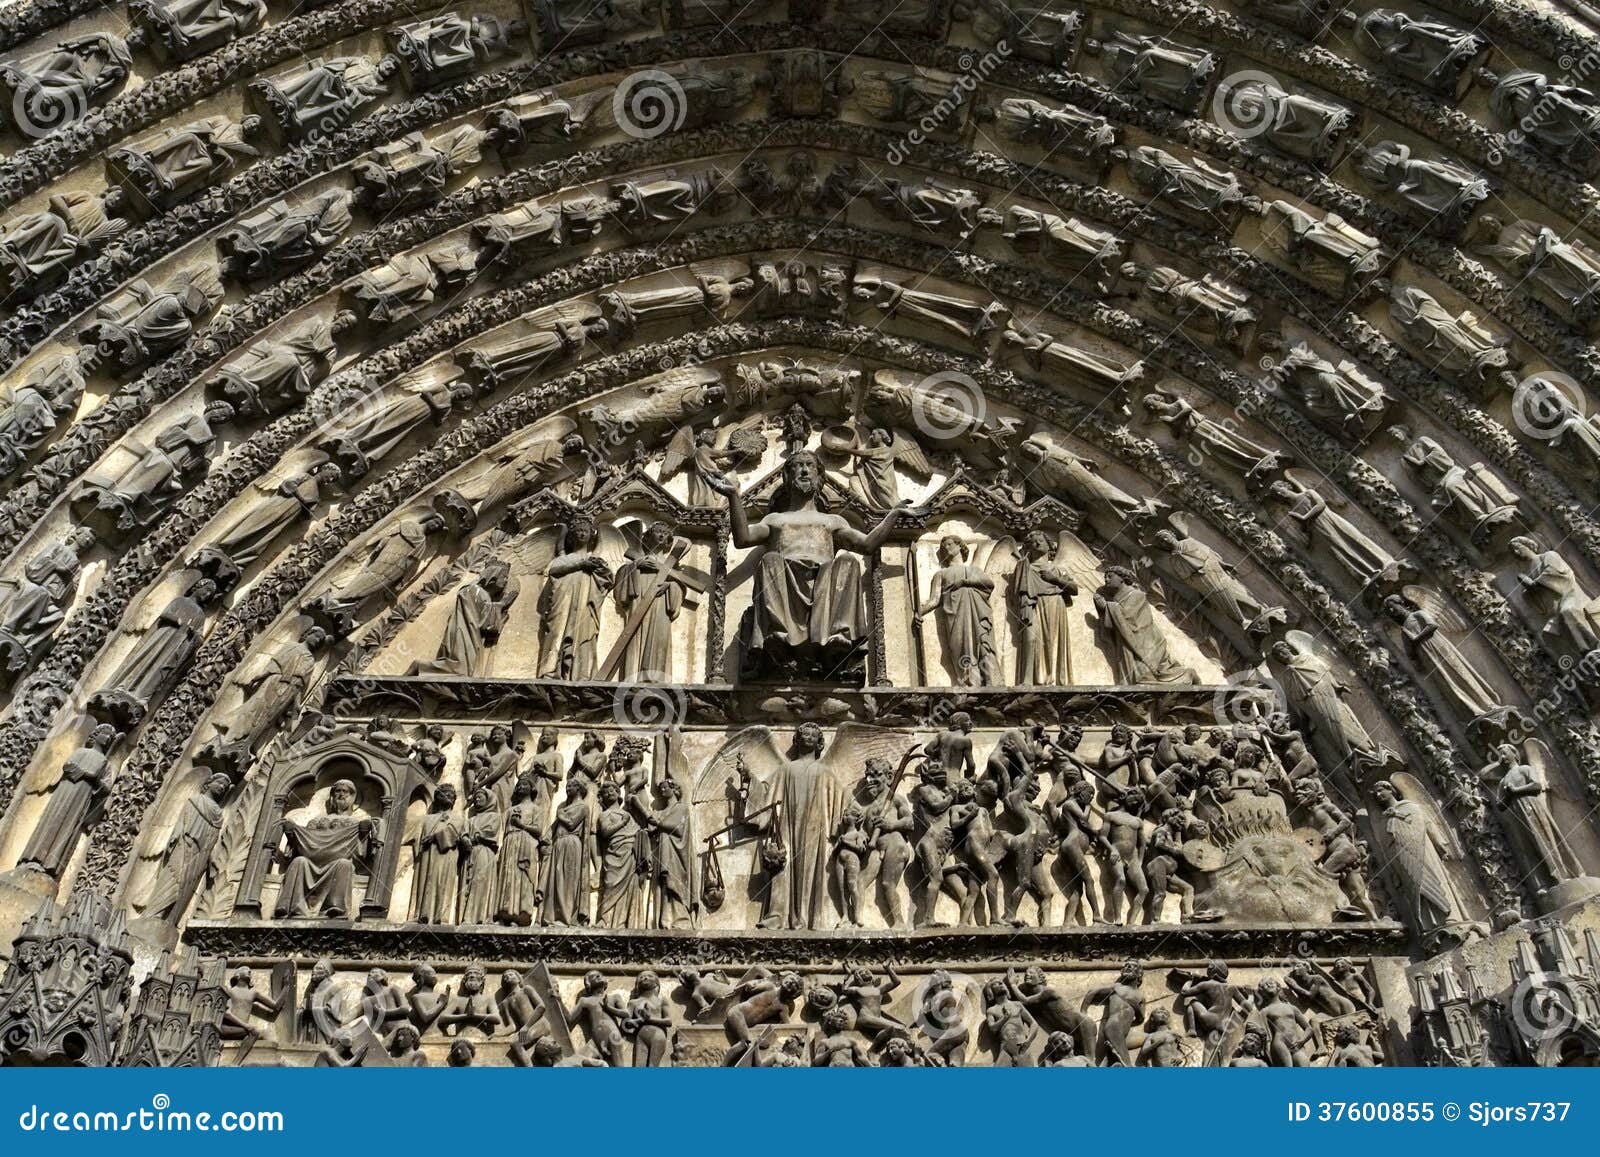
[708,723,915,930]
[916,534,1002,686]
[660,415,765,506]
[504,516,636,681]
[820,423,932,508]
[1480,741,1582,887]
[454,417,580,514]
[1385,589,1502,720]
[1371,778,1471,940]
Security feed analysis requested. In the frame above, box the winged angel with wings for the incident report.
[697,722,919,930]
[502,514,703,682]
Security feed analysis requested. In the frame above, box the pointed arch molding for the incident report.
[0,0,1597,1069]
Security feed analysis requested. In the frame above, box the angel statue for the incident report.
[819,423,933,509]
[659,416,766,506]
[530,512,614,681]
[1141,386,1289,487]
[1092,567,1196,685]
[1018,432,1164,543]
[1151,516,1285,639]
[705,447,913,680]
[1269,474,1410,589]
[915,535,1001,687]
[452,417,589,515]
[1370,778,1480,950]
[1478,743,1586,892]
[1270,632,1395,785]
[1508,536,1600,657]
[709,722,916,929]
[609,521,708,683]
[1383,591,1504,721]
[303,493,469,637]
[1010,530,1085,685]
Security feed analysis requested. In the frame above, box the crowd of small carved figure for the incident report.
[210,956,1385,1067]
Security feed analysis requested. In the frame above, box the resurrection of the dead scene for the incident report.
[0,0,1598,1073]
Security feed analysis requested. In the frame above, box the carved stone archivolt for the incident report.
[0,0,1597,1069]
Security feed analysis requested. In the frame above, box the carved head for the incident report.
[598,781,622,808]
[782,450,822,500]
[1110,723,1132,744]
[937,535,967,565]
[1372,779,1399,807]
[582,969,606,995]
[432,784,457,810]
[230,966,253,988]
[565,513,597,551]
[1023,530,1054,558]
[778,971,804,999]
[793,722,825,757]
[326,779,357,814]
[1119,961,1144,985]
[389,1024,420,1052]
[511,776,533,804]
[539,727,558,748]
[1508,535,1539,562]
[643,521,674,553]
[500,969,522,990]
[411,963,437,988]
[203,772,232,800]
[461,964,485,994]
[821,1007,850,1033]
[1206,960,1229,982]
[949,711,972,734]
[634,970,659,996]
